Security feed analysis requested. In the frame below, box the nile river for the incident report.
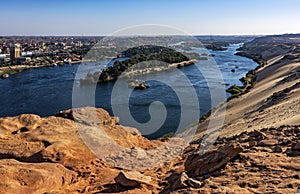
[0,44,257,139]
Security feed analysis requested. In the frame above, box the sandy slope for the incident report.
[194,56,300,141]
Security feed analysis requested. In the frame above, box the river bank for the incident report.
[193,35,300,141]
[119,59,198,79]
[0,59,95,78]
[0,64,50,78]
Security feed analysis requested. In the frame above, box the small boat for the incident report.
[52,63,58,67]
[1,74,9,79]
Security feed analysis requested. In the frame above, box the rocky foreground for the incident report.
[0,35,300,193]
[0,108,299,194]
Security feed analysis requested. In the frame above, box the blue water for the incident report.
[0,44,257,139]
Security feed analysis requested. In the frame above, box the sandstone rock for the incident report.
[130,147,147,159]
[0,114,41,135]
[249,130,266,139]
[1,104,300,194]
[249,141,257,147]
[123,126,141,136]
[261,147,273,152]
[114,171,152,187]
[258,139,279,146]
[185,144,243,176]
[0,159,75,194]
[0,137,46,161]
[173,172,202,189]
[0,107,161,169]
[278,161,300,171]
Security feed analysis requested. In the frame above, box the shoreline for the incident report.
[0,60,95,78]
[119,59,198,79]
[194,45,263,126]
[192,35,300,142]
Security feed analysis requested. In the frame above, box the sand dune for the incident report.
[194,46,300,141]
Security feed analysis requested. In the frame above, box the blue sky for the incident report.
[1,0,300,35]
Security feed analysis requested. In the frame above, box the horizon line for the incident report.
[0,33,298,37]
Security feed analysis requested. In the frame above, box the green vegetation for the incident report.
[226,84,244,95]
[205,42,229,51]
[226,52,267,101]
[198,110,212,124]
[81,45,196,84]
[161,132,175,139]
[0,68,26,77]
[182,52,201,60]
[226,69,257,101]
[122,45,177,57]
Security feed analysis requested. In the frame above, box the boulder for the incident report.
[258,139,278,146]
[248,130,266,140]
[185,144,243,176]
[292,142,300,150]
[173,172,202,189]
[123,126,141,136]
[273,145,283,153]
[130,147,148,159]
[114,171,152,187]
[135,83,149,90]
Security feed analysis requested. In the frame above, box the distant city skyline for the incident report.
[1,0,300,36]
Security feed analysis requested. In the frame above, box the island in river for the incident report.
[80,45,200,86]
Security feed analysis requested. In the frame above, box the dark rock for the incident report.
[55,109,74,120]
[292,142,300,150]
[185,144,243,176]
[273,145,282,153]
[11,127,29,134]
[204,179,218,189]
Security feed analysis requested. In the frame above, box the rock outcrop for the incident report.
[0,108,299,193]
[185,144,243,176]
[0,107,162,193]
[0,159,75,194]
